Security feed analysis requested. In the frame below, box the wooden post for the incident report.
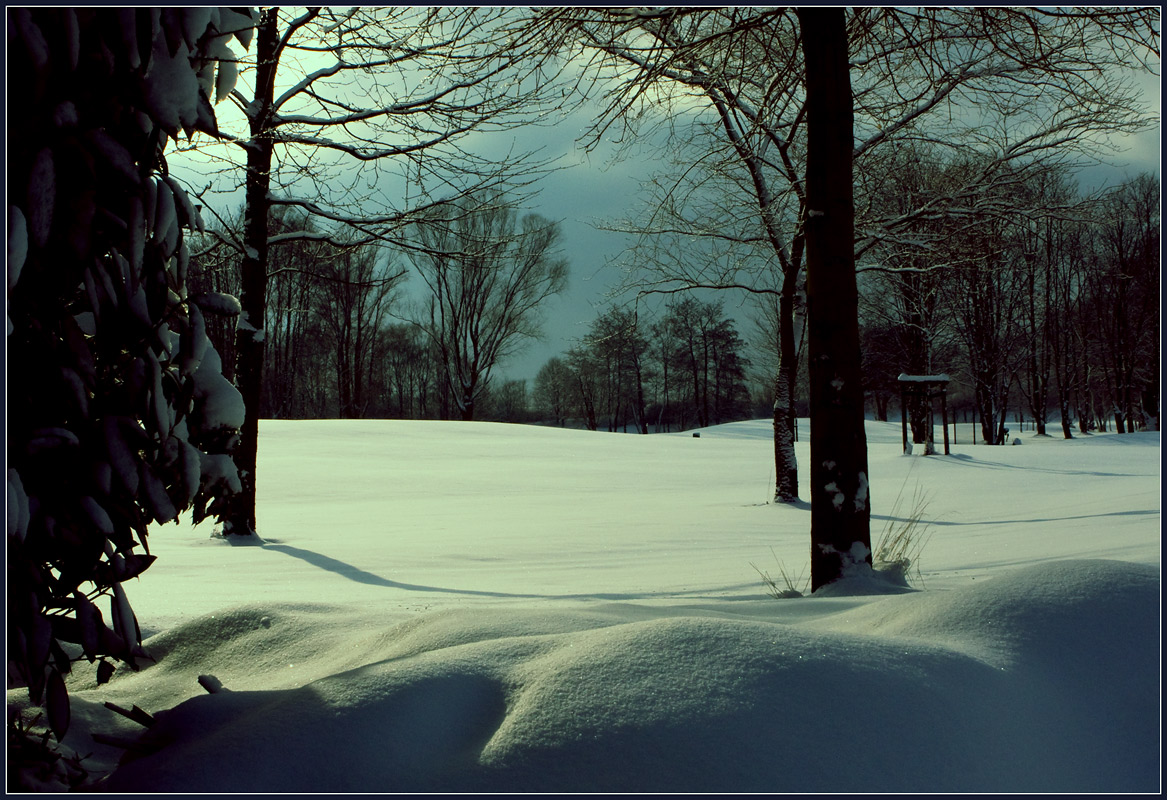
[900,383,909,454]
[940,387,950,455]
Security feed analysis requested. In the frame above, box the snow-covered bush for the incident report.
[7,7,255,753]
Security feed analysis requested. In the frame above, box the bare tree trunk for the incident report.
[1059,390,1074,439]
[224,9,279,535]
[634,353,649,435]
[577,374,598,431]
[799,7,872,592]
[773,271,800,503]
[772,370,798,503]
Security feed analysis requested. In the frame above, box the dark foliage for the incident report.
[7,7,251,753]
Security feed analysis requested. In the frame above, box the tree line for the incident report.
[192,207,760,433]
[534,298,754,433]
[859,165,1159,443]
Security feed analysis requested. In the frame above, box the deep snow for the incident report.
[10,419,1161,792]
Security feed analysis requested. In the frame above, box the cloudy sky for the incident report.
[497,75,1162,385]
[171,9,1161,386]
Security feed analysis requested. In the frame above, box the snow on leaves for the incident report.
[7,7,254,742]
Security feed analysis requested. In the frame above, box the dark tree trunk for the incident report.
[700,335,711,428]
[904,296,932,449]
[1059,393,1074,439]
[1025,252,1049,436]
[687,341,701,427]
[773,269,800,503]
[223,9,280,536]
[1142,357,1160,431]
[772,369,799,503]
[634,356,649,435]
[578,375,598,431]
[799,8,872,593]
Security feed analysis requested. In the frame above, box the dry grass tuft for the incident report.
[752,548,809,599]
[873,480,933,587]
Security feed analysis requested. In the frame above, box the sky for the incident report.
[12,418,1160,792]
[168,8,1162,386]
[491,68,1163,385]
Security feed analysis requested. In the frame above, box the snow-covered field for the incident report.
[19,419,1161,792]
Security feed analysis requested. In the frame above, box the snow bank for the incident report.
[97,560,1158,793]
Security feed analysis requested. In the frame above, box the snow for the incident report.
[142,38,202,135]
[190,347,245,432]
[14,419,1161,792]
[190,291,242,317]
[8,205,28,290]
[897,373,952,383]
[197,452,242,496]
[26,148,55,247]
[824,480,845,509]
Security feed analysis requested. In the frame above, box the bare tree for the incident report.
[484,379,531,423]
[565,345,603,432]
[656,298,752,431]
[190,206,336,417]
[797,7,873,591]
[857,146,962,450]
[533,357,574,426]
[1047,210,1093,439]
[563,7,807,500]
[1011,169,1088,438]
[311,242,404,418]
[945,211,1027,445]
[178,7,563,534]
[584,306,652,433]
[1088,174,1161,433]
[407,191,569,420]
[380,324,435,419]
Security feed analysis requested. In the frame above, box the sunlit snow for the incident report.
[20,419,1161,792]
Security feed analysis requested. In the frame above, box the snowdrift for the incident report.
[98,560,1158,793]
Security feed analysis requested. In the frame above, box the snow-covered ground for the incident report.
[15,419,1161,792]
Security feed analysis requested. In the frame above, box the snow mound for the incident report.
[99,559,1158,793]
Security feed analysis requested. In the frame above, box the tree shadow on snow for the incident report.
[941,452,1142,478]
[262,542,752,601]
[871,508,1160,528]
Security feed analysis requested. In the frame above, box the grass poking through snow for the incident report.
[873,478,933,588]
[754,477,934,597]
[752,548,809,598]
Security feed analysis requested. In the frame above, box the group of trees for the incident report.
[193,212,758,435]
[190,193,568,423]
[552,7,1157,586]
[561,7,1158,506]
[859,167,1160,443]
[533,298,753,432]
